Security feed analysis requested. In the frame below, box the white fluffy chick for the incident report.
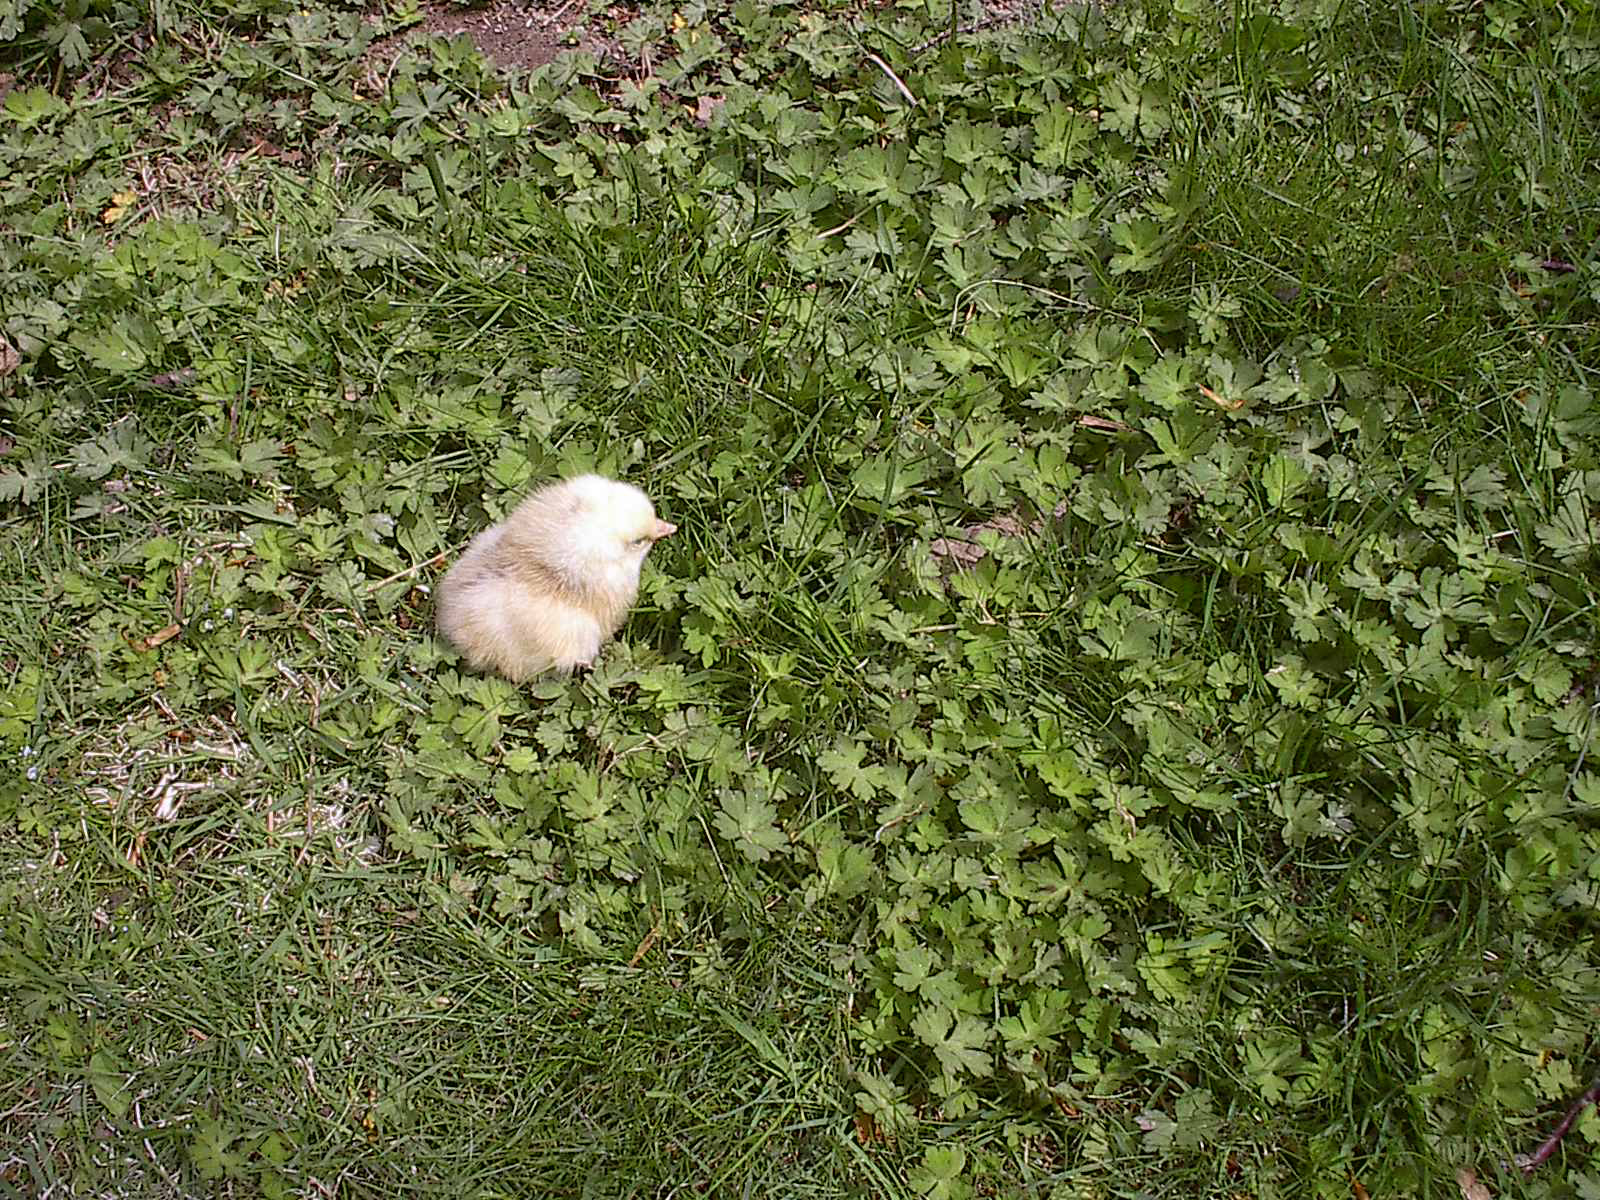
[435,474,675,682]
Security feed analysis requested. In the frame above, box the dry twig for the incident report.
[1518,1074,1600,1173]
[864,51,917,106]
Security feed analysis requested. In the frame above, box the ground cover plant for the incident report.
[1,0,1598,1195]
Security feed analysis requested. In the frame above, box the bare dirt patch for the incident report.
[363,0,1046,88]
[367,0,622,74]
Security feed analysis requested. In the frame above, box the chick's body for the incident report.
[436,475,674,682]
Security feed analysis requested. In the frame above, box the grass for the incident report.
[2,0,1598,1196]
[6,839,852,1195]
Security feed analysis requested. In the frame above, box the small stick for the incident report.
[134,1098,185,1192]
[366,549,454,592]
[627,921,661,968]
[909,17,994,54]
[228,351,251,442]
[541,0,582,25]
[816,213,862,239]
[1519,1074,1600,1173]
[294,750,318,869]
[864,51,917,106]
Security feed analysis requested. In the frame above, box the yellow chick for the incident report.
[435,474,676,682]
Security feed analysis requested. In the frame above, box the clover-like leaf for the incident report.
[817,738,886,803]
[910,1007,994,1080]
[713,788,788,862]
[908,1145,970,1200]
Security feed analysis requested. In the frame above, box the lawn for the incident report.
[1,0,1597,1196]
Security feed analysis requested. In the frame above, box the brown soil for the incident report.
[372,0,1044,78]
[368,0,619,74]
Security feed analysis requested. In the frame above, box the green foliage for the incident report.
[2,0,1598,1195]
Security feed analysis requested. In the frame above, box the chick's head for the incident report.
[565,474,676,576]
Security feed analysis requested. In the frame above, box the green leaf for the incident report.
[382,795,445,860]
[317,561,366,608]
[958,792,1039,857]
[1173,1088,1224,1150]
[941,120,1004,166]
[1137,1107,1177,1150]
[451,701,504,757]
[1099,71,1171,141]
[837,143,924,206]
[809,828,875,901]
[70,323,151,373]
[1139,352,1198,409]
[188,1116,244,1179]
[681,612,722,667]
[910,1007,994,1080]
[908,1145,970,1200]
[1264,654,1323,708]
[1108,217,1170,274]
[1031,103,1097,168]
[713,788,788,862]
[1,86,69,128]
[559,767,613,822]
[512,369,578,441]
[850,453,930,506]
[1534,482,1597,562]
[195,438,284,481]
[88,1049,132,1118]
[488,442,535,492]
[996,991,1068,1056]
[817,738,886,803]
[0,666,40,745]
[1262,453,1310,507]
[69,419,150,480]
[853,1070,916,1134]
[0,458,53,506]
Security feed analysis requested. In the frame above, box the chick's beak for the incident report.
[652,519,677,540]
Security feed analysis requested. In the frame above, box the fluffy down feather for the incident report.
[435,474,675,682]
